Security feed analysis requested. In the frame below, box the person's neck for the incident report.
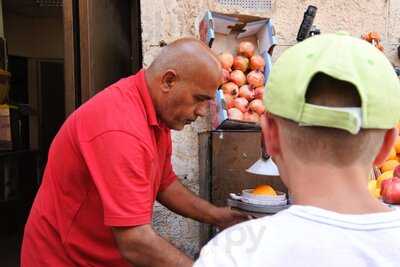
[282,160,392,214]
[144,69,157,101]
[143,69,161,114]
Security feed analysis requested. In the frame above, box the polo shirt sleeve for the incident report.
[80,131,154,227]
[159,135,178,192]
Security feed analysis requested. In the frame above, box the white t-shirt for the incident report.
[194,205,400,267]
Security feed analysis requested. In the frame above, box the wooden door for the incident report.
[63,0,142,112]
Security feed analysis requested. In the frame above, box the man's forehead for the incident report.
[189,70,220,87]
[193,85,216,99]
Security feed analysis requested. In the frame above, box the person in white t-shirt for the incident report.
[194,33,400,267]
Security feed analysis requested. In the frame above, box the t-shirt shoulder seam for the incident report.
[288,208,400,225]
[80,130,146,144]
[64,185,93,247]
[287,210,400,231]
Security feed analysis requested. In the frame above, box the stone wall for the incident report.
[141,0,400,257]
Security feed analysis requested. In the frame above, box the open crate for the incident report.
[199,10,277,130]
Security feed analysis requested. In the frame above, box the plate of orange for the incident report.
[231,184,287,206]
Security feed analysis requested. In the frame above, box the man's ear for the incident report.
[374,127,398,166]
[260,113,281,157]
[161,69,178,93]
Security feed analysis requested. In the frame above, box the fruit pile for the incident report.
[361,32,384,52]
[217,41,266,124]
[369,127,400,204]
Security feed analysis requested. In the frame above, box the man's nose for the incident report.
[195,101,209,117]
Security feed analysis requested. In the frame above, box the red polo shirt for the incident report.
[21,70,177,266]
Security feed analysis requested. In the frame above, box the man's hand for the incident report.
[158,180,250,229]
[209,207,250,230]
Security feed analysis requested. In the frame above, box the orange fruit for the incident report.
[369,32,381,42]
[374,188,381,198]
[395,137,400,154]
[380,160,399,173]
[386,148,397,161]
[252,184,277,196]
[368,180,380,198]
[368,179,377,190]
[377,170,394,188]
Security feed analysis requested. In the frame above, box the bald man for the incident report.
[21,38,246,267]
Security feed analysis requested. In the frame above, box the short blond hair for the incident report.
[276,73,386,166]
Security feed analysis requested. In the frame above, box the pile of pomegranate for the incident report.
[218,41,266,123]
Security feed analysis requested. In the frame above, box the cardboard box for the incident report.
[199,11,277,130]
[0,105,12,150]
[0,69,11,105]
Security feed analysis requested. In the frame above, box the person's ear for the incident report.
[161,69,178,93]
[374,127,398,166]
[260,113,281,157]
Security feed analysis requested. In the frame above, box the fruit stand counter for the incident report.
[198,130,286,245]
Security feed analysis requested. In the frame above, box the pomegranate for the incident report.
[218,52,234,71]
[223,93,235,109]
[230,70,246,86]
[244,111,260,123]
[228,108,244,121]
[227,101,235,109]
[232,56,249,72]
[238,41,255,58]
[254,86,264,100]
[222,69,230,83]
[238,85,254,101]
[233,97,249,113]
[249,99,265,115]
[247,70,265,88]
[221,82,239,97]
[381,177,400,204]
[250,55,265,71]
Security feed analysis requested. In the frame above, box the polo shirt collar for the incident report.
[135,69,159,127]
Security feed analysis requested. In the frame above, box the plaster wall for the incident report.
[141,0,400,256]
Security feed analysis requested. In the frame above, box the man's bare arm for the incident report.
[158,180,248,229]
[113,224,193,267]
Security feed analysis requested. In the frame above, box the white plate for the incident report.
[242,189,287,201]
[230,190,288,206]
[241,197,287,206]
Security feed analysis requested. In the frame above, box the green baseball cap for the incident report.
[264,32,400,134]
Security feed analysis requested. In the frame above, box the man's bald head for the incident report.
[145,38,223,130]
[148,37,222,84]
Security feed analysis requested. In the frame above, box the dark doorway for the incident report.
[38,60,65,167]
[8,56,30,151]
[0,56,38,267]
[1,1,65,266]
[8,56,28,104]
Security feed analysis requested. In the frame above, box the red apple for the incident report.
[381,178,391,196]
[394,164,400,179]
[381,177,400,204]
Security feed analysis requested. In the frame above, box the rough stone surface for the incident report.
[142,0,400,257]
[152,178,201,258]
